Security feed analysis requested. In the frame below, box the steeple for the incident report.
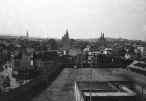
[102,32,104,40]
[65,29,69,38]
[26,31,29,38]
[100,32,103,40]
[61,29,71,50]
[99,32,105,41]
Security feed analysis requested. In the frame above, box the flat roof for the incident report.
[75,81,136,97]
[77,82,118,92]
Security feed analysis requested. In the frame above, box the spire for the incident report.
[99,32,105,41]
[26,31,29,38]
[64,29,69,39]
[101,32,103,40]
[100,32,102,40]
[66,29,69,38]
[102,32,104,40]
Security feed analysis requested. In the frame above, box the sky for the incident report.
[0,0,146,40]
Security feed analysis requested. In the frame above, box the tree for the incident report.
[48,39,58,50]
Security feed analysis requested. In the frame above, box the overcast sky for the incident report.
[0,0,145,40]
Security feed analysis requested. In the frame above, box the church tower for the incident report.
[26,31,29,38]
[61,29,71,50]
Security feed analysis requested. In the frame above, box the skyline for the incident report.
[0,0,146,40]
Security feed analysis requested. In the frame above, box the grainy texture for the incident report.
[32,68,145,101]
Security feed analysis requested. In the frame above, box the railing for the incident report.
[134,84,146,101]
[74,82,84,101]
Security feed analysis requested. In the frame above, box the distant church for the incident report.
[98,32,106,49]
[99,32,105,41]
[26,31,29,38]
[61,29,71,50]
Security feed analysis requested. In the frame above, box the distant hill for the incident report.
[75,37,146,43]
[0,35,45,41]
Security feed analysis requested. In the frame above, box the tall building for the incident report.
[26,31,29,38]
[98,32,106,50]
[61,29,71,50]
[99,32,105,41]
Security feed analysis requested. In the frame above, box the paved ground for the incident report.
[32,68,146,101]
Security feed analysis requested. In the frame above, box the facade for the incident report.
[135,45,144,56]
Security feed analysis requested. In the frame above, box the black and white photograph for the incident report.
[0,0,146,101]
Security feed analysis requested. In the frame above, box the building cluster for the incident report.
[0,30,146,93]
[60,31,146,68]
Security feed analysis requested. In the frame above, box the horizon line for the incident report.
[0,34,145,42]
